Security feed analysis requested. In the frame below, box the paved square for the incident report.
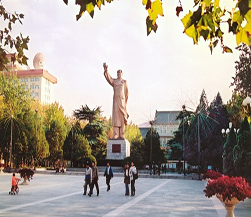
[0,173,250,217]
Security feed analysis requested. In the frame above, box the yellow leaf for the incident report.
[236,27,250,45]
[142,0,148,6]
[148,0,163,21]
[214,0,220,7]
[185,25,198,44]
[245,9,251,22]
[86,2,95,18]
[244,22,251,34]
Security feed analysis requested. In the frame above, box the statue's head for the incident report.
[117,70,122,79]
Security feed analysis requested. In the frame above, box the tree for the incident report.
[223,126,237,176]
[0,2,29,70]
[44,103,70,162]
[144,128,165,165]
[74,104,107,158]
[0,74,34,167]
[205,92,229,171]
[186,89,212,170]
[231,44,251,98]
[233,116,251,178]
[63,0,251,53]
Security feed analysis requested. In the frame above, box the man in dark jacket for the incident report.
[104,162,113,191]
[91,161,99,196]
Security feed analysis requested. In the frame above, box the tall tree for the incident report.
[144,128,165,165]
[206,92,229,171]
[231,44,251,98]
[44,103,70,162]
[233,116,251,178]
[74,105,107,158]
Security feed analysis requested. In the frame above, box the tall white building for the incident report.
[5,53,57,104]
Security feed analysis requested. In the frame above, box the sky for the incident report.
[2,0,241,124]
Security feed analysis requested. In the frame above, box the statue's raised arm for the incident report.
[103,62,113,87]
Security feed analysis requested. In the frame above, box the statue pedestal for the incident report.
[106,139,130,160]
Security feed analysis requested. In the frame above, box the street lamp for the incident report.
[182,105,186,176]
[243,96,251,115]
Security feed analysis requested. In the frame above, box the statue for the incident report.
[103,63,129,139]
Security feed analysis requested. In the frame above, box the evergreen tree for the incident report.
[223,127,237,176]
[144,128,165,165]
[233,117,251,178]
[230,44,251,98]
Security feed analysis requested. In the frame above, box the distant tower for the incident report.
[33,53,45,69]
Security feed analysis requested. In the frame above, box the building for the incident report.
[4,53,57,104]
[153,111,180,149]
[138,110,181,149]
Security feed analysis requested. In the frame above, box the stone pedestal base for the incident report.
[106,139,130,160]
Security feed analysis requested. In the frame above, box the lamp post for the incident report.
[149,120,154,175]
[34,109,38,170]
[182,105,186,176]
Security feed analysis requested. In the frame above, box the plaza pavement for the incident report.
[0,172,251,217]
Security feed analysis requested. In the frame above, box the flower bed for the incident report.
[203,170,222,180]
[204,176,251,202]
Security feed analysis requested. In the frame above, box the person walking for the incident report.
[83,162,92,196]
[91,161,99,196]
[104,162,113,191]
[124,162,130,196]
[129,161,137,196]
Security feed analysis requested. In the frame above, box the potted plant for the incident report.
[202,170,222,180]
[204,176,251,217]
[18,168,34,185]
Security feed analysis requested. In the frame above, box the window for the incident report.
[30,85,34,89]
[26,85,28,90]
[30,78,35,82]
[20,78,24,82]
[35,85,39,89]
[24,78,28,82]
[35,92,39,97]
[30,93,34,97]
[35,77,39,82]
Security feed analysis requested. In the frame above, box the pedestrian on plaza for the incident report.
[164,164,167,174]
[83,162,92,197]
[124,162,130,196]
[104,162,113,191]
[129,161,137,196]
[91,161,99,196]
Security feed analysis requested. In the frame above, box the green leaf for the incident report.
[223,46,233,53]
[185,24,198,44]
[146,16,158,35]
[236,27,250,45]
[233,10,243,24]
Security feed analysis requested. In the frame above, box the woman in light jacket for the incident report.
[129,161,137,196]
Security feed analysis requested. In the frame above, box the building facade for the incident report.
[138,110,180,149]
[4,53,57,104]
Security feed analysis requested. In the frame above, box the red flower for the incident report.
[203,170,223,180]
[204,176,251,202]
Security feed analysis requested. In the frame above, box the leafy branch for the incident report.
[63,0,251,54]
[0,2,29,71]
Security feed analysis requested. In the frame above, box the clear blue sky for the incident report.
[2,0,240,124]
